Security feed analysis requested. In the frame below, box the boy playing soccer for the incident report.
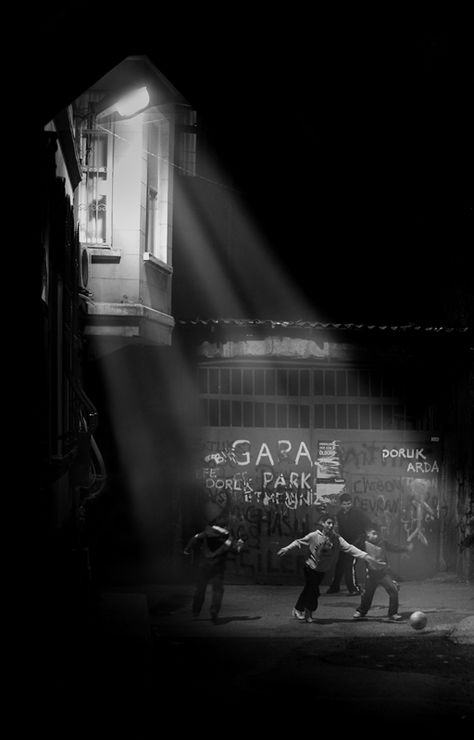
[353,523,413,622]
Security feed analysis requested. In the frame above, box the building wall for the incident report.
[193,424,441,585]
[182,333,456,583]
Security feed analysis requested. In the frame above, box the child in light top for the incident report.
[277,514,382,623]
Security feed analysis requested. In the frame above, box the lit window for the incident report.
[176,106,197,177]
[145,117,170,263]
[78,127,113,245]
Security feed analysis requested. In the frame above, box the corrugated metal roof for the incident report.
[177,318,469,333]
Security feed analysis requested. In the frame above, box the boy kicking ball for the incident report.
[353,523,413,622]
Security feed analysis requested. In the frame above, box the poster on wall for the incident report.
[316,440,346,499]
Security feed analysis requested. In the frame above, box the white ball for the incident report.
[409,610,428,630]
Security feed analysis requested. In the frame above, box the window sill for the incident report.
[143,252,173,274]
[87,247,122,264]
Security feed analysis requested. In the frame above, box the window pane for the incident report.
[198,368,208,393]
[265,370,275,395]
[243,402,253,426]
[288,370,299,396]
[200,398,208,425]
[209,400,219,426]
[289,404,299,427]
[393,405,404,430]
[371,374,381,397]
[348,404,359,429]
[231,369,241,394]
[300,405,310,428]
[221,400,230,426]
[266,403,276,427]
[276,369,287,395]
[255,402,264,426]
[383,404,393,429]
[336,370,347,396]
[176,108,197,176]
[313,370,324,395]
[359,404,370,429]
[243,369,253,395]
[382,376,394,397]
[79,132,110,245]
[314,404,324,427]
[231,401,242,426]
[360,371,370,396]
[146,188,158,254]
[372,404,382,429]
[347,370,359,395]
[324,371,335,396]
[336,404,347,428]
[209,368,218,393]
[254,370,265,395]
[326,404,336,427]
[220,369,230,393]
[300,370,309,396]
[277,404,287,427]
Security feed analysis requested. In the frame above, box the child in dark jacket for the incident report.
[353,524,413,622]
[184,521,243,622]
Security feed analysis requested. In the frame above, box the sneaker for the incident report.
[352,611,366,620]
[388,613,403,621]
[326,587,340,594]
[210,612,219,623]
[292,607,306,621]
[304,609,314,623]
[348,586,363,595]
[192,612,200,619]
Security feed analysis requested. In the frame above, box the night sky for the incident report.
[37,8,473,323]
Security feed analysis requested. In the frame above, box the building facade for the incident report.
[177,319,473,584]
[73,55,196,354]
[40,55,196,596]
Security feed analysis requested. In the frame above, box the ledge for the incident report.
[86,302,173,322]
[143,252,173,273]
[84,302,175,346]
[87,248,122,264]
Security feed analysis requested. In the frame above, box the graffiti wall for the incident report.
[191,430,441,582]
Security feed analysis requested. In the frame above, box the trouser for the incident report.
[358,573,399,616]
[295,566,325,613]
[192,563,225,616]
[330,551,360,591]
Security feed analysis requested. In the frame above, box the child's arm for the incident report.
[338,536,386,569]
[277,533,312,557]
[207,537,234,559]
[183,531,204,555]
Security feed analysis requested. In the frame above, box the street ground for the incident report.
[145,578,473,729]
[41,575,473,736]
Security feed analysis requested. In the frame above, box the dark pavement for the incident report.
[39,572,474,736]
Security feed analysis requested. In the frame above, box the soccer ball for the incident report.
[409,610,428,630]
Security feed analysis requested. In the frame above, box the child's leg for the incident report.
[295,569,313,611]
[343,554,360,592]
[357,576,377,615]
[296,568,324,613]
[381,575,400,616]
[192,568,210,615]
[209,568,225,618]
[328,552,345,591]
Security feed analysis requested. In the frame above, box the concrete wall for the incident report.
[191,429,441,583]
